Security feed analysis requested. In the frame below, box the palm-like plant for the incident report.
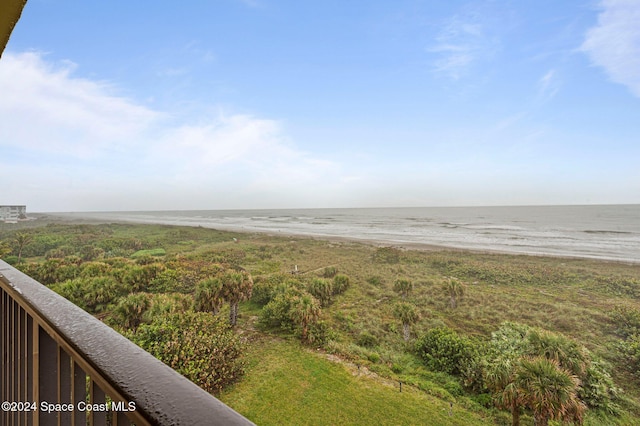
[515,357,585,426]
[289,293,321,342]
[114,292,151,330]
[195,277,225,315]
[84,276,121,313]
[485,358,524,426]
[307,278,333,307]
[526,329,588,377]
[393,278,413,300]
[14,232,33,264]
[443,277,465,309]
[393,302,419,341]
[146,293,193,318]
[223,270,253,326]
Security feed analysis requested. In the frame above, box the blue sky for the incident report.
[1,0,639,212]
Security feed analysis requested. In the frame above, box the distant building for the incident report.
[0,205,26,223]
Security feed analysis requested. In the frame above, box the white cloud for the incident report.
[581,0,640,97]
[536,69,560,103]
[0,52,160,157]
[157,115,287,166]
[429,5,502,80]
[0,51,346,211]
[151,113,341,189]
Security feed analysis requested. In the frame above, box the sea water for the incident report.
[60,205,640,263]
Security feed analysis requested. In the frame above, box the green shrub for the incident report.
[3,255,19,265]
[110,292,152,330]
[393,278,413,299]
[102,256,130,269]
[128,311,245,394]
[610,306,640,339]
[79,245,105,261]
[618,334,640,381]
[83,276,124,313]
[251,279,275,306]
[0,240,12,258]
[322,266,338,278]
[251,274,292,306]
[415,327,482,376]
[332,274,350,295]
[121,263,164,292]
[356,331,379,348]
[33,259,80,284]
[307,278,333,307]
[579,359,621,415]
[145,293,193,318]
[21,234,65,257]
[45,245,75,259]
[148,268,183,293]
[367,352,381,364]
[50,278,90,310]
[487,322,621,412]
[442,380,463,397]
[391,363,403,374]
[524,328,588,376]
[80,261,112,278]
[306,320,330,347]
[259,287,304,331]
[472,393,493,408]
[194,277,224,315]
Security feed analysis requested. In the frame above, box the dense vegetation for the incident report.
[2,219,640,425]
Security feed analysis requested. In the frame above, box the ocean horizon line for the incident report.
[34,202,640,215]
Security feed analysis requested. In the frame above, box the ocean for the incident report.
[59,205,640,263]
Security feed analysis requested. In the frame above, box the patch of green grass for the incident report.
[131,248,166,258]
[220,339,491,426]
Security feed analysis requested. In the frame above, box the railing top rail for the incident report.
[0,259,254,426]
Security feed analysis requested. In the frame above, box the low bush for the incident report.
[332,274,350,295]
[415,327,483,377]
[251,274,293,306]
[128,311,245,394]
[306,320,330,347]
[307,278,333,307]
[610,306,640,339]
[110,292,152,330]
[322,266,338,278]
[259,287,305,331]
[3,255,19,265]
[356,331,379,348]
[618,334,640,381]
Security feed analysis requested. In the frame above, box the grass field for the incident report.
[219,337,492,426]
[2,219,639,425]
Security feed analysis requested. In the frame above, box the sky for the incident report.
[1,0,639,212]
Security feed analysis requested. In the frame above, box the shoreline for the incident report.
[32,212,640,265]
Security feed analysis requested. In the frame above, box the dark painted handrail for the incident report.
[0,259,254,425]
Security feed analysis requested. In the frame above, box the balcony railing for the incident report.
[0,259,254,425]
